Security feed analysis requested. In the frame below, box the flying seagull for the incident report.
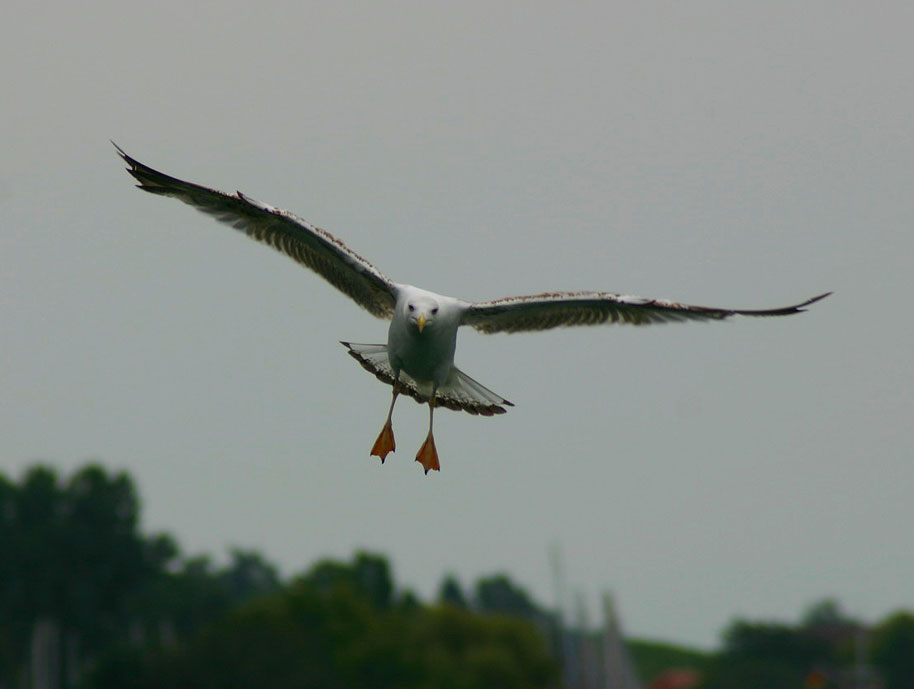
[115,144,829,474]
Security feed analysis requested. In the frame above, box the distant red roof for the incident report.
[648,668,702,689]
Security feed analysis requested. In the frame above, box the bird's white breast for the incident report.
[387,285,466,387]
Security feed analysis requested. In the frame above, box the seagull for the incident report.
[115,144,830,474]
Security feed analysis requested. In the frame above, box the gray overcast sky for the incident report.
[2,1,912,648]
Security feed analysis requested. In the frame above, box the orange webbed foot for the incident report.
[371,421,395,462]
[415,433,440,474]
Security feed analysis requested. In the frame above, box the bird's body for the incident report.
[116,144,829,474]
[388,286,461,389]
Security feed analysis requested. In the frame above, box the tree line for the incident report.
[2,463,913,689]
[0,463,558,689]
[695,600,914,689]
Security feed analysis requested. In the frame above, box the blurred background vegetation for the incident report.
[1,463,912,689]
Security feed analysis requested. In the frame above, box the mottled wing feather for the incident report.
[462,291,831,334]
[115,144,397,319]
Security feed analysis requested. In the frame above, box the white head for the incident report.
[406,295,439,333]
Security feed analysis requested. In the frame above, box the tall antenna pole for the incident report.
[576,591,597,689]
[549,543,568,623]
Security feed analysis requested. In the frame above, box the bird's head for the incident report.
[406,297,439,334]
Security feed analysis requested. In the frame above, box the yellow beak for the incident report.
[417,314,427,332]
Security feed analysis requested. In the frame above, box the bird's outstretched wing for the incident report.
[461,291,831,334]
[115,143,397,319]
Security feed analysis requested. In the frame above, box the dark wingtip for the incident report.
[113,141,146,182]
[112,140,132,165]
[737,291,833,317]
[796,291,833,312]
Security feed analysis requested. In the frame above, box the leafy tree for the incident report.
[11,466,63,622]
[801,598,853,627]
[799,598,861,667]
[473,573,541,619]
[699,620,832,689]
[870,611,914,689]
[723,621,831,666]
[29,462,914,689]
[350,551,394,610]
[81,549,286,689]
[413,604,560,689]
[438,574,468,608]
[0,464,181,687]
[158,582,385,689]
[699,655,805,689]
[0,471,25,675]
[221,548,281,605]
[397,589,422,614]
[133,554,236,643]
[60,465,150,642]
[131,568,560,689]
[301,551,393,610]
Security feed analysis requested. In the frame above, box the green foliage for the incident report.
[1,462,558,688]
[723,620,832,665]
[801,598,855,628]
[5,462,914,689]
[414,604,559,689]
[141,555,234,638]
[301,551,394,610]
[0,464,286,688]
[130,561,560,689]
[799,597,862,667]
[78,644,161,689]
[221,548,281,605]
[699,618,841,689]
[870,611,914,689]
[474,573,541,619]
[438,574,468,608]
[76,548,560,689]
[0,463,174,686]
[700,654,806,689]
[159,583,380,689]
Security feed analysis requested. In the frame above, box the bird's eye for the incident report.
[408,304,415,311]
[431,307,438,314]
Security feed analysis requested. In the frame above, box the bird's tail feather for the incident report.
[340,341,513,416]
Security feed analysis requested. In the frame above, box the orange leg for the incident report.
[371,387,399,463]
[415,394,440,474]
